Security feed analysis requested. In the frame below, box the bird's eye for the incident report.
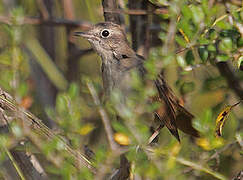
[101,29,110,38]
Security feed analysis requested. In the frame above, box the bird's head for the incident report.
[74,22,130,59]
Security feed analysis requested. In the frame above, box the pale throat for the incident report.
[88,44,118,94]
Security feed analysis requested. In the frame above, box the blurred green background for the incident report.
[0,0,242,179]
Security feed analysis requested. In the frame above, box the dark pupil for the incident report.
[102,30,109,37]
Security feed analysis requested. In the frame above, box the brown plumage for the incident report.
[75,22,199,141]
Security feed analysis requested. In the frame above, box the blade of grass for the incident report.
[84,0,96,22]
[4,147,26,180]
[25,38,68,91]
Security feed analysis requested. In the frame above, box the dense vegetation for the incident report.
[0,0,242,179]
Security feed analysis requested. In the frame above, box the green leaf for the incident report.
[202,0,209,14]
[238,56,243,69]
[112,121,130,134]
[216,21,231,29]
[181,5,192,20]
[198,37,210,44]
[216,54,229,62]
[175,35,187,47]
[68,83,79,99]
[178,19,194,39]
[56,94,68,114]
[198,46,209,63]
[180,81,195,95]
[176,55,186,67]
[220,29,240,39]
[207,44,216,52]
[219,38,233,52]
[208,29,218,40]
[203,76,225,91]
[240,10,243,20]
[17,82,28,97]
[237,37,243,47]
[191,5,205,24]
[185,50,195,65]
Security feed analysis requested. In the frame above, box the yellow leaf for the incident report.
[167,143,181,169]
[171,143,181,156]
[196,138,211,151]
[196,137,224,150]
[215,100,241,137]
[114,133,130,146]
[79,123,95,135]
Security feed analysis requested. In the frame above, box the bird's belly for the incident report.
[117,71,134,96]
[102,67,134,99]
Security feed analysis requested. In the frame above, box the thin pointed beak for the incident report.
[74,31,93,39]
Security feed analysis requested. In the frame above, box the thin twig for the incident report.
[0,16,91,29]
[183,141,239,175]
[68,48,93,61]
[86,82,126,154]
[235,134,243,148]
[102,0,121,24]
[207,141,237,162]
[145,147,227,180]
[176,157,227,180]
[36,0,49,20]
[148,124,164,144]
[104,8,168,15]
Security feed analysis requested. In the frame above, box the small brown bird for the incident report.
[75,22,199,142]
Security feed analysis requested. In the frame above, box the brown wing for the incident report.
[135,55,199,141]
[175,104,199,137]
[154,73,180,141]
[154,73,199,140]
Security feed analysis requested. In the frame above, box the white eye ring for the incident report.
[100,29,110,38]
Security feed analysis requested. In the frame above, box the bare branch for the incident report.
[148,125,163,144]
[86,82,127,154]
[63,0,75,20]
[175,157,227,180]
[207,141,238,162]
[128,0,150,57]
[87,82,129,180]
[68,48,93,60]
[102,0,121,24]
[216,62,243,99]
[104,7,168,15]
[0,15,92,29]
[36,0,50,19]
[109,155,130,180]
